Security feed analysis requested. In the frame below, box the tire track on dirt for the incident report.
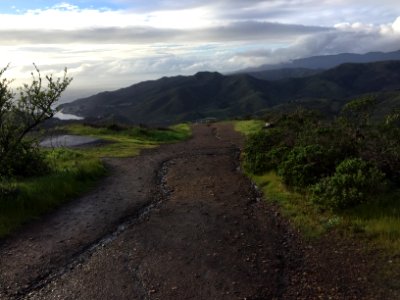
[21,125,294,299]
[0,125,247,299]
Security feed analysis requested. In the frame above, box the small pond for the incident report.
[40,135,101,148]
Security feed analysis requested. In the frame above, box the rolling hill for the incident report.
[61,72,279,124]
[61,61,400,124]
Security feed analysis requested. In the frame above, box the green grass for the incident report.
[250,169,400,294]
[343,190,400,251]
[64,123,191,157]
[251,170,400,252]
[250,172,329,238]
[233,120,264,136]
[0,123,191,238]
[0,149,105,237]
[250,169,400,245]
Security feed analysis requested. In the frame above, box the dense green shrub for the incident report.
[360,118,400,183]
[0,142,49,178]
[278,144,336,188]
[242,105,398,204]
[311,158,386,210]
[243,129,284,174]
[264,146,290,171]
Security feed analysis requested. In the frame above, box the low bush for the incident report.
[243,129,286,174]
[278,144,336,189]
[0,142,49,178]
[311,158,386,210]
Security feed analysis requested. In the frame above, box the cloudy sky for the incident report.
[0,0,400,101]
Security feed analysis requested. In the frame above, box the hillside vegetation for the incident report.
[238,99,400,250]
[61,60,400,124]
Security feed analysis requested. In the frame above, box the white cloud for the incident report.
[393,17,400,33]
[217,16,400,71]
[238,17,400,66]
[0,1,400,100]
[0,20,328,45]
[0,4,216,31]
[334,18,400,37]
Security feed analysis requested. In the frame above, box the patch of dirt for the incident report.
[0,124,394,299]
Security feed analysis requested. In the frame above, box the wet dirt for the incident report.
[0,124,392,299]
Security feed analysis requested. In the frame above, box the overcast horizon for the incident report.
[1,0,400,102]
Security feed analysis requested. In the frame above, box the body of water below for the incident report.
[54,111,83,120]
[40,135,100,148]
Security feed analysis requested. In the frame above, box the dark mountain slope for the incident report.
[61,61,400,124]
[248,68,322,81]
[273,61,400,99]
[61,72,279,124]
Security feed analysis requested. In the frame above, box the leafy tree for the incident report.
[0,64,72,178]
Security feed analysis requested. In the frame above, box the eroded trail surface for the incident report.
[0,124,387,299]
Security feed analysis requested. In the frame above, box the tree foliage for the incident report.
[0,65,72,178]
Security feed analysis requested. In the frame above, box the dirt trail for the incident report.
[0,124,390,299]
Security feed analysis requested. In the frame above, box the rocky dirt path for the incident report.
[0,124,390,299]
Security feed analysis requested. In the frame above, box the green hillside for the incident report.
[61,61,400,124]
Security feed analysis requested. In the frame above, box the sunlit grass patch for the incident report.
[63,123,192,158]
[233,120,264,136]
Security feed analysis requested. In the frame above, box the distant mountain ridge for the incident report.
[61,60,400,124]
[239,49,400,73]
[246,68,322,81]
